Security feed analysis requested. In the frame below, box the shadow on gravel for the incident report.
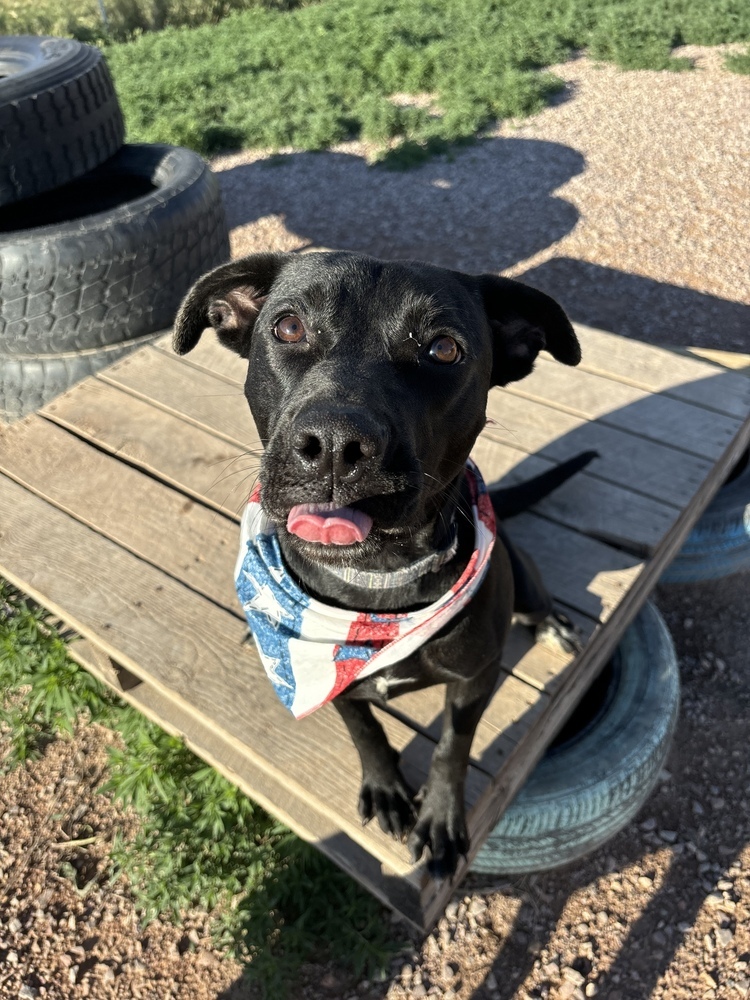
[215,137,584,274]
[216,137,748,354]
[518,257,750,354]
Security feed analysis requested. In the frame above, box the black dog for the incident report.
[173,251,593,878]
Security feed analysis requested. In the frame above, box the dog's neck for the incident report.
[276,474,475,613]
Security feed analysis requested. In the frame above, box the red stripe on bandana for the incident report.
[329,650,373,700]
[346,612,402,645]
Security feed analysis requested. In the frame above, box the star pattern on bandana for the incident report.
[263,654,293,690]
[241,570,293,625]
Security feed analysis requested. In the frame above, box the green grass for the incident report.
[102,0,750,165]
[0,580,402,997]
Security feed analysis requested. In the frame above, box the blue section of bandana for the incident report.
[235,532,310,710]
[333,644,377,664]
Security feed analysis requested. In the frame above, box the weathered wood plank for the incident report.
[484,391,713,509]
[507,358,742,461]
[0,472,492,879]
[42,379,256,518]
[98,346,261,451]
[0,415,240,614]
[154,334,248,385]
[503,605,597,693]
[572,325,750,419]
[507,512,643,622]
[686,347,750,373]
[68,638,426,930]
[471,435,677,554]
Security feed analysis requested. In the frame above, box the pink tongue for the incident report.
[286,503,373,545]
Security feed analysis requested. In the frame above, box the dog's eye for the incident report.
[274,315,307,343]
[428,335,461,364]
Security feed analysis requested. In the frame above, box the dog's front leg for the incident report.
[334,698,416,838]
[408,664,498,878]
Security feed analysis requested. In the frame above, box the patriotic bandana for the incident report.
[235,459,496,719]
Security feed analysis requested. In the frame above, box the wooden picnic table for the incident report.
[0,323,748,931]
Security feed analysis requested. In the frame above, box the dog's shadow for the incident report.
[214,137,584,274]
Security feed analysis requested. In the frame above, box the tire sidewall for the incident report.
[472,601,680,874]
[0,144,229,354]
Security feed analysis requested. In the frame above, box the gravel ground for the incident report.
[2,44,749,1000]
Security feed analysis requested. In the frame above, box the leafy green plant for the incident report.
[0,579,403,992]
[103,0,750,164]
[0,582,118,766]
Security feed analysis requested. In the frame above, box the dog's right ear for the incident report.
[173,253,289,357]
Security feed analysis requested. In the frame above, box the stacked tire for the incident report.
[0,35,230,421]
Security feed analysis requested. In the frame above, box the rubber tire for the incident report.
[472,601,679,875]
[0,36,125,206]
[0,332,165,422]
[660,450,750,583]
[0,143,230,354]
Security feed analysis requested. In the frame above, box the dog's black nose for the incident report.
[291,407,386,485]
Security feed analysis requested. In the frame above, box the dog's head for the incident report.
[173,251,580,564]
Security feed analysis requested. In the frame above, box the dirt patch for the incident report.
[0,725,243,999]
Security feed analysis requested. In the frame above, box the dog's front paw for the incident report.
[535,610,584,655]
[358,770,416,840]
[408,788,468,880]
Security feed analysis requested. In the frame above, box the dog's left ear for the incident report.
[173,253,289,357]
[477,274,581,386]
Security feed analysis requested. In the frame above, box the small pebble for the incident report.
[638,876,654,889]
[558,983,584,1000]
[562,967,586,987]
[716,927,734,948]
